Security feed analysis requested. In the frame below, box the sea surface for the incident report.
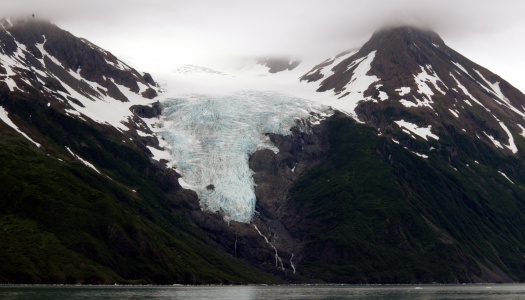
[1,284,525,299]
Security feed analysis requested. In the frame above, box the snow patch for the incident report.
[452,61,473,79]
[65,146,100,174]
[488,114,518,153]
[178,177,194,189]
[394,119,439,141]
[399,99,414,108]
[345,56,367,72]
[396,87,411,96]
[412,151,428,159]
[378,91,388,101]
[399,96,434,109]
[498,121,518,153]
[498,171,514,185]
[414,65,446,99]
[0,106,40,148]
[64,109,81,116]
[320,51,379,120]
[472,70,525,118]
[147,145,173,162]
[0,46,23,91]
[136,130,153,137]
[3,75,17,91]
[301,51,358,80]
[105,58,132,72]
[449,72,488,110]
[473,69,509,104]
[402,129,416,139]
[518,124,525,138]
[483,132,504,149]
[449,109,459,118]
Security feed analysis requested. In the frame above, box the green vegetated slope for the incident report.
[0,89,281,284]
[290,114,525,283]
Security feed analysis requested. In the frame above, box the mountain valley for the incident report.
[2,17,525,284]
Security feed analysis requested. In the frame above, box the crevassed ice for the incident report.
[158,91,328,222]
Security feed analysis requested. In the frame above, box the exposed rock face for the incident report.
[257,57,301,73]
[142,73,156,85]
[131,102,162,118]
[141,88,158,99]
[248,119,329,266]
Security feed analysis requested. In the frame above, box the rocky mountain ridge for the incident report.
[300,26,525,157]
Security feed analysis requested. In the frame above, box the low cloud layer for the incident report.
[4,0,525,90]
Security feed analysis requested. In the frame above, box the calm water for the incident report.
[1,284,525,299]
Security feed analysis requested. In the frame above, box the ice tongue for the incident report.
[158,91,327,222]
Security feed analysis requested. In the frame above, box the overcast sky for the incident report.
[4,0,525,92]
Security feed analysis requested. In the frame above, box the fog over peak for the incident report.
[4,0,525,92]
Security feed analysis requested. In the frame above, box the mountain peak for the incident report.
[366,25,445,49]
[373,25,441,40]
[0,16,52,28]
[0,17,159,135]
[301,25,525,155]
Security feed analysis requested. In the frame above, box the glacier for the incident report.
[157,91,328,222]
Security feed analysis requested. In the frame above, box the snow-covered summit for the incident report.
[298,26,525,155]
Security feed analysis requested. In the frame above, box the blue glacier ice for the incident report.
[158,91,328,222]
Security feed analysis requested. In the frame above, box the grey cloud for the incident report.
[4,0,525,91]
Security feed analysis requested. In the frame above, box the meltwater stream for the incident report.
[158,91,328,222]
